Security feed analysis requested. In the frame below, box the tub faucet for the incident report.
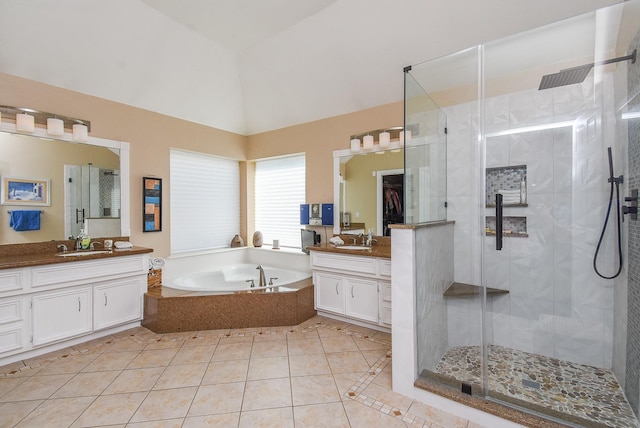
[256,265,266,287]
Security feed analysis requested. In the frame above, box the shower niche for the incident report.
[485,165,528,237]
[486,165,527,207]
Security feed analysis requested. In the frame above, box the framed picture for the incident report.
[1,176,51,206]
[143,177,162,232]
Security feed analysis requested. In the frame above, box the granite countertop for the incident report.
[306,239,391,259]
[0,239,153,270]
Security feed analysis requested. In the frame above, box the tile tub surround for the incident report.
[143,279,316,333]
[0,316,497,428]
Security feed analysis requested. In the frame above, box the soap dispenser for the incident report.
[78,228,90,250]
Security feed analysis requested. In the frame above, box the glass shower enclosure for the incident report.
[408,2,640,427]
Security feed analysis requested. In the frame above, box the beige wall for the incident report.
[0,72,402,256]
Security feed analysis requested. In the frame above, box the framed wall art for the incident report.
[1,176,51,206]
[143,177,162,232]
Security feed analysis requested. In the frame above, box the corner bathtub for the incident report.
[166,264,311,293]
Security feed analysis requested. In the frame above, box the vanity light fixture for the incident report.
[16,113,35,133]
[0,105,91,140]
[379,131,390,148]
[47,117,65,136]
[350,137,361,152]
[72,123,89,142]
[363,134,374,150]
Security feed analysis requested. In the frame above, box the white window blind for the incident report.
[255,155,306,248]
[170,150,240,253]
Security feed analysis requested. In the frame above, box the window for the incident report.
[170,150,239,253]
[255,154,306,248]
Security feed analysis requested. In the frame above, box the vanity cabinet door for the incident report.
[314,272,345,314]
[344,277,378,323]
[94,277,144,330]
[32,287,92,346]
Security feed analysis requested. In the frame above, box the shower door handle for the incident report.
[495,193,503,251]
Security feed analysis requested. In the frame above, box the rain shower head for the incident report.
[538,49,637,90]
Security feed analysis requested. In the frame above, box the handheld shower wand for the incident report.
[593,147,623,279]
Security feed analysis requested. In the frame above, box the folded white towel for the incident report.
[329,236,344,246]
[498,189,520,195]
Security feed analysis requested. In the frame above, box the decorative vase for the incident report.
[253,231,263,247]
[230,234,244,247]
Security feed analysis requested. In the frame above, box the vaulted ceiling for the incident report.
[0,0,619,135]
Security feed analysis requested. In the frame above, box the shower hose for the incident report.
[593,147,623,279]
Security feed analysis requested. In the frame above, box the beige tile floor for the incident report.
[0,316,478,428]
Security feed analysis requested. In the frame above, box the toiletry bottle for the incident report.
[78,228,90,249]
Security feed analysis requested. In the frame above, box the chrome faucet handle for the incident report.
[57,244,68,253]
[246,279,255,288]
[89,241,102,250]
[351,237,357,245]
[269,277,279,285]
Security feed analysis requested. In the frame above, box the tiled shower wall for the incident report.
[625,26,640,417]
[445,74,620,368]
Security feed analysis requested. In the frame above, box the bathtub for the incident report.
[166,263,311,293]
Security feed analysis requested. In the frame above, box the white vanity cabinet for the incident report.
[344,276,379,323]
[0,253,149,365]
[94,277,145,330]
[315,271,345,314]
[32,287,93,346]
[310,251,391,331]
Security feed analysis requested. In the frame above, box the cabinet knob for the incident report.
[78,297,81,312]
[335,283,339,295]
[104,293,108,306]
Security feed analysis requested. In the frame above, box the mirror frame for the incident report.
[0,121,130,240]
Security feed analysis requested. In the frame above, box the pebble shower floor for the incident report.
[435,345,638,428]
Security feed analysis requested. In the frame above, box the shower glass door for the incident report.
[407,2,639,427]
[480,4,639,426]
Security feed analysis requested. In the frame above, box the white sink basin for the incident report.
[57,250,111,257]
[335,245,372,250]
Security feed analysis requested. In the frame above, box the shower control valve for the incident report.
[623,189,638,221]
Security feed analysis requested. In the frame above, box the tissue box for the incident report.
[148,268,162,289]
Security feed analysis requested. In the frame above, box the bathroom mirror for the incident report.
[333,148,404,235]
[0,127,130,245]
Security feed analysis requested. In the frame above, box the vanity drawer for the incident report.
[311,252,377,275]
[0,323,24,356]
[0,298,23,325]
[0,269,25,294]
[378,260,391,277]
[31,255,147,288]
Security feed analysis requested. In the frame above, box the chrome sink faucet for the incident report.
[256,265,266,287]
